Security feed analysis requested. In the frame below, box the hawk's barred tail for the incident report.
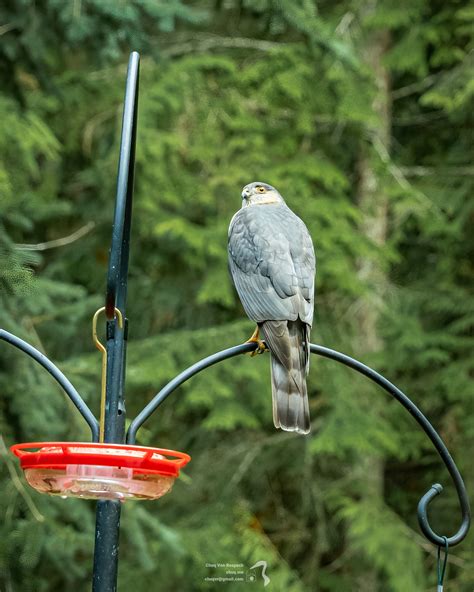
[260,320,311,435]
[270,354,310,434]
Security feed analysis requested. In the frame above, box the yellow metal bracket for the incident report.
[92,306,123,442]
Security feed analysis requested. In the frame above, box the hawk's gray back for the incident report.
[228,203,315,324]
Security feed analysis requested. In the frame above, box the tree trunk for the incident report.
[354,27,392,592]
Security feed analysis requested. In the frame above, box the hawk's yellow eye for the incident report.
[257,186,266,193]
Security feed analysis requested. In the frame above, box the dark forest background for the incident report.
[0,1,473,590]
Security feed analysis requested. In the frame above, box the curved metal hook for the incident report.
[0,329,99,441]
[127,340,470,547]
[418,483,469,548]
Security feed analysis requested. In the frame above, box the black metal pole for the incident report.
[92,501,122,591]
[92,51,139,592]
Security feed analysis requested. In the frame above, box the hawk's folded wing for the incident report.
[228,203,315,325]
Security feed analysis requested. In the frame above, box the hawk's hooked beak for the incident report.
[241,188,251,202]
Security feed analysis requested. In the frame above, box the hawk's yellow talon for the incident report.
[251,340,267,356]
[245,327,268,356]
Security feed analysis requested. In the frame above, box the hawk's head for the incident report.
[241,182,284,207]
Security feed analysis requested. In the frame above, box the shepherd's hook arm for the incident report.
[127,341,470,548]
[310,344,470,547]
[0,329,99,441]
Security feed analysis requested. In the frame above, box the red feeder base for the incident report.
[10,442,191,501]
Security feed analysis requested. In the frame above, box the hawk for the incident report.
[228,182,316,434]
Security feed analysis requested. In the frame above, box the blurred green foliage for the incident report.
[0,1,472,591]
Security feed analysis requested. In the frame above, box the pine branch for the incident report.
[162,35,286,58]
[0,23,16,36]
[391,74,439,100]
[370,134,443,215]
[399,166,474,177]
[15,221,95,251]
